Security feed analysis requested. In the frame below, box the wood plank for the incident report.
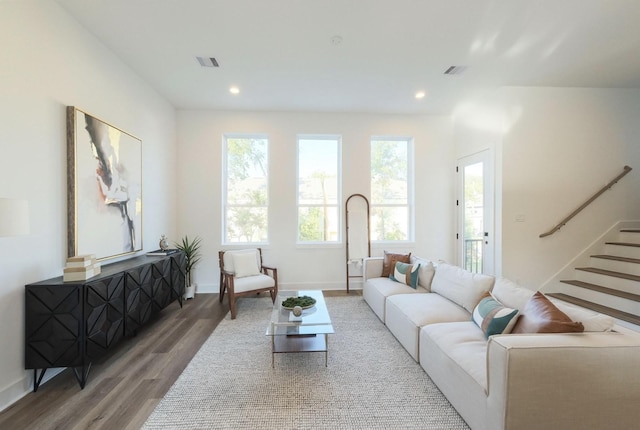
[547,293,640,326]
[574,267,640,282]
[560,279,640,302]
[591,254,640,265]
[605,241,640,248]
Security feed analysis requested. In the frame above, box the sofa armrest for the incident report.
[363,257,383,281]
[486,331,640,430]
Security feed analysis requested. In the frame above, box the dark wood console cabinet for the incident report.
[25,252,185,391]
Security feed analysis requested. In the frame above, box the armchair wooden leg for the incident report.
[219,276,226,303]
[229,295,237,320]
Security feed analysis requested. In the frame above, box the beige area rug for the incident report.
[142,295,469,430]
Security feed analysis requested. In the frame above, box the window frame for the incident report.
[222,133,270,245]
[296,134,343,246]
[369,136,415,243]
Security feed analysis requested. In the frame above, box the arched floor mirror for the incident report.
[345,193,370,293]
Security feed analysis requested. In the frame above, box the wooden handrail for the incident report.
[540,165,632,238]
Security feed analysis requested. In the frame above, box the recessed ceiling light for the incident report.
[415,91,426,99]
[229,86,240,94]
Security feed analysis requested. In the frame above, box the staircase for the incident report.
[548,228,640,329]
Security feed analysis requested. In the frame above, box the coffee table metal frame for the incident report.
[265,290,334,367]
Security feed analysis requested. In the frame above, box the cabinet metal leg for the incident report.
[33,368,47,392]
[72,362,92,389]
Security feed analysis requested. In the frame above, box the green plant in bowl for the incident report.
[282,295,316,309]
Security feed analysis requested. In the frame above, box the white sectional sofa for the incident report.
[363,255,640,430]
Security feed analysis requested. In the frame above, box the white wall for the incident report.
[0,1,177,410]
[452,94,507,276]
[455,87,640,290]
[501,87,640,288]
[176,110,455,292]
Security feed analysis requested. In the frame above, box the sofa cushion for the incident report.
[512,291,584,334]
[491,277,534,310]
[233,273,275,293]
[390,261,420,288]
[387,293,471,327]
[363,277,427,323]
[472,293,519,338]
[386,293,471,361]
[431,262,495,313]
[231,251,261,278]
[412,257,436,291]
[420,321,489,390]
[550,298,615,332]
[381,251,411,277]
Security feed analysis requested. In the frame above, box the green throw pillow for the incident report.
[390,261,420,289]
[472,294,519,338]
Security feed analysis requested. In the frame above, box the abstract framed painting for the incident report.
[67,106,143,260]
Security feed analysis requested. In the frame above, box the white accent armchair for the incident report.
[218,248,278,319]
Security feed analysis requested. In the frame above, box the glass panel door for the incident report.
[458,150,494,274]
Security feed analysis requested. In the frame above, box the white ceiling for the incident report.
[55,0,640,115]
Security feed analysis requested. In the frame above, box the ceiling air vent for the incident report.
[444,65,467,75]
[197,56,219,67]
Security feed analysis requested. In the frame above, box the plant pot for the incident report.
[184,284,196,300]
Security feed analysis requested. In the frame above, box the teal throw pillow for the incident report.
[472,294,519,338]
[390,262,420,289]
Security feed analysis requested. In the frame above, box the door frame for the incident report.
[456,149,495,275]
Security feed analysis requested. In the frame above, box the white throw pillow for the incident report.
[550,298,615,332]
[431,262,495,313]
[491,278,535,311]
[414,258,435,291]
[232,251,260,278]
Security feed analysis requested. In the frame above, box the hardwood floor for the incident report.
[0,290,359,430]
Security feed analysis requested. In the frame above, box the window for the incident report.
[370,137,413,241]
[297,135,341,243]
[223,134,269,244]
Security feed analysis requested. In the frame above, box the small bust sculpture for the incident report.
[159,234,169,250]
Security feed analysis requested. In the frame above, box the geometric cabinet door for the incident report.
[25,284,83,370]
[124,263,155,336]
[84,274,125,359]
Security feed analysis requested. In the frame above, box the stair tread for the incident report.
[560,279,640,302]
[605,241,640,247]
[547,293,640,326]
[591,254,640,264]
[575,266,640,282]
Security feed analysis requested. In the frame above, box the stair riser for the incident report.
[618,231,640,243]
[604,244,640,259]
[559,283,640,316]
[590,258,640,276]
[575,271,640,295]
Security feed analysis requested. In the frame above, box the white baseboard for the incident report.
[195,281,362,295]
[0,368,64,413]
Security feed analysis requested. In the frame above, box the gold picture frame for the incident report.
[67,106,143,260]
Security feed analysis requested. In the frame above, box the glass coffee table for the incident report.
[265,290,334,367]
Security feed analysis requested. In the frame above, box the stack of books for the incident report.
[63,254,102,282]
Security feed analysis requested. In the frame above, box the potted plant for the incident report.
[176,235,202,299]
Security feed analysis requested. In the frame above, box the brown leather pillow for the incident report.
[381,251,411,278]
[512,291,584,334]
